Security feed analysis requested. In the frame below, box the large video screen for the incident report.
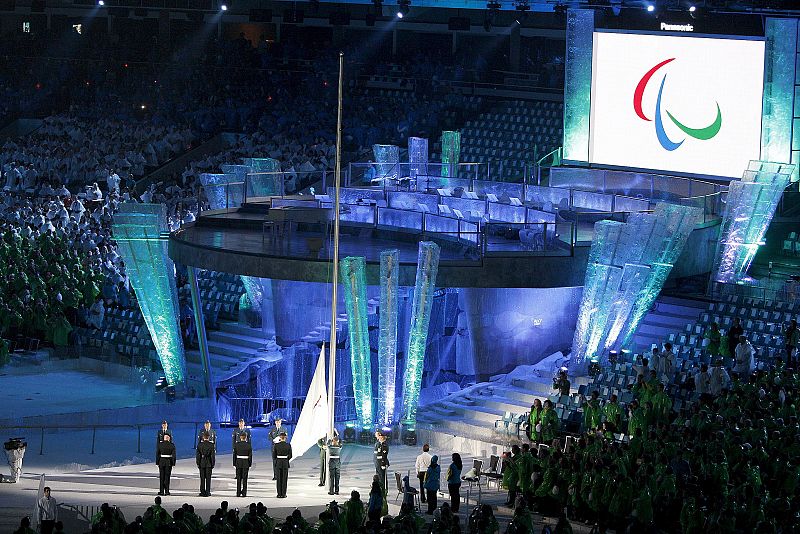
[589,31,765,179]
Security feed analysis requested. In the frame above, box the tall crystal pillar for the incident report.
[711,161,795,283]
[372,144,400,183]
[112,203,186,386]
[562,9,595,163]
[440,131,461,178]
[401,242,441,427]
[340,256,374,428]
[571,203,702,365]
[761,18,799,182]
[378,250,399,426]
[408,137,429,184]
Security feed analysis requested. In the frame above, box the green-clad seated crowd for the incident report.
[0,230,103,365]
[503,365,800,533]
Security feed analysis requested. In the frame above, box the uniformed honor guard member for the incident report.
[267,419,283,480]
[157,421,172,458]
[374,431,389,490]
[233,433,253,497]
[198,420,217,451]
[156,434,176,495]
[196,432,216,497]
[317,437,327,487]
[232,419,251,449]
[327,436,343,495]
[272,431,292,498]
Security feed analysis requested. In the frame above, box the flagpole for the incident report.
[327,51,344,440]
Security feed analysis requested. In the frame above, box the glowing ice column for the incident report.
[401,241,441,427]
[199,171,261,310]
[711,161,795,283]
[112,203,186,385]
[562,8,595,163]
[243,157,282,197]
[408,137,429,183]
[378,250,399,426]
[372,144,400,183]
[440,131,461,178]
[340,256,374,428]
[571,204,702,364]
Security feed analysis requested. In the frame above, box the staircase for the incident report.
[630,295,710,353]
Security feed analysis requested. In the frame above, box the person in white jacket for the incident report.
[415,443,432,504]
[709,360,731,397]
[4,438,25,482]
[733,336,755,378]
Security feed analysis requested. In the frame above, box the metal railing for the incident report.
[346,162,488,189]
[708,279,800,305]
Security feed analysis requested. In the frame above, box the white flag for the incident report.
[290,345,329,460]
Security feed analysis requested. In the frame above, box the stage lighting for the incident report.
[688,4,695,11]
[397,0,409,17]
[646,4,655,11]
[220,3,227,10]
[97,0,104,5]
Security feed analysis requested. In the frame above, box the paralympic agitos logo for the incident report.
[633,58,722,151]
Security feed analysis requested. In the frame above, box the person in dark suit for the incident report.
[272,431,292,498]
[196,432,215,497]
[232,419,251,449]
[156,434,176,495]
[267,418,283,481]
[327,436,342,495]
[233,433,253,497]
[374,431,389,490]
[157,421,172,459]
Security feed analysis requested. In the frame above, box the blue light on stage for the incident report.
[378,250,400,426]
[242,157,282,197]
[562,9,594,163]
[440,131,461,178]
[571,204,702,365]
[401,241,440,426]
[113,204,186,386]
[340,256,374,428]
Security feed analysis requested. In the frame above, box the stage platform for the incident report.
[0,443,604,532]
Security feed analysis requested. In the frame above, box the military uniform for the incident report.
[327,441,342,495]
[317,438,327,486]
[267,426,282,479]
[196,439,215,496]
[232,427,251,448]
[156,439,176,495]
[272,439,292,498]
[199,428,217,451]
[156,428,172,458]
[374,440,389,490]
[233,439,253,497]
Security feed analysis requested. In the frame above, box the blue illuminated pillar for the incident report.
[340,256,374,428]
[562,9,595,164]
[401,241,440,427]
[408,137,429,183]
[113,203,186,386]
[372,144,400,182]
[378,250,399,426]
[242,157,282,197]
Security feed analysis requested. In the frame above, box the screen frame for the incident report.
[580,28,767,181]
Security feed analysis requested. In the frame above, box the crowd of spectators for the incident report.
[510,356,800,533]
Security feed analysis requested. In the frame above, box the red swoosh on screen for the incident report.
[633,57,676,121]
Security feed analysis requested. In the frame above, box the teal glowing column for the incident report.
[711,161,795,283]
[761,18,799,182]
[378,250,399,426]
[408,137,429,182]
[112,203,186,386]
[562,9,594,163]
[340,256,373,428]
[440,131,461,178]
[401,241,440,426]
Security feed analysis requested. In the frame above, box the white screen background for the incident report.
[589,32,765,179]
